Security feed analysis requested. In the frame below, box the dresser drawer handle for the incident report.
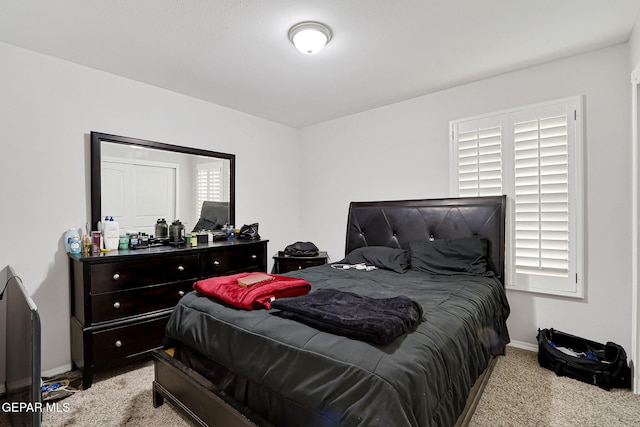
[113,302,121,309]
[113,273,120,281]
[178,290,185,297]
[213,260,220,266]
[115,340,122,348]
[251,254,257,259]
[178,265,185,272]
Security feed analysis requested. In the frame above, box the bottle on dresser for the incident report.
[103,216,120,251]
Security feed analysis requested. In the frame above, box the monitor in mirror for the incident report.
[90,132,235,236]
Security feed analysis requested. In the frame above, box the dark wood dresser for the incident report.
[69,239,267,388]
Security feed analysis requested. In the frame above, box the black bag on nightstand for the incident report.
[284,242,319,257]
[536,328,631,390]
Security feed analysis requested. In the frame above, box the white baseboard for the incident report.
[0,365,70,399]
[0,364,72,399]
[507,340,538,352]
[41,363,72,379]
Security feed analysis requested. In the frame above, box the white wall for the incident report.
[0,41,301,379]
[299,44,633,351]
[630,13,640,72]
[0,267,7,393]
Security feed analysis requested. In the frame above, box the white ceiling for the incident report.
[1,1,639,128]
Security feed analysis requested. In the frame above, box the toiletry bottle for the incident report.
[118,234,129,251]
[91,231,101,254]
[82,233,91,256]
[98,217,107,249]
[103,217,120,250]
[65,229,81,254]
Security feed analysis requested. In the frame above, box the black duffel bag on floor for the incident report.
[536,328,631,390]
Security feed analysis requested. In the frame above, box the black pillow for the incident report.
[340,246,410,273]
[409,237,490,275]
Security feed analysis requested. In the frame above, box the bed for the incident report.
[152,195,510,427]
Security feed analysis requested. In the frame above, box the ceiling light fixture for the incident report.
[288,21,332,55]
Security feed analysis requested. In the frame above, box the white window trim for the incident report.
[630,61,640,394]
[450,96,585,298]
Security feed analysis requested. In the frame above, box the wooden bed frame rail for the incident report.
[153,349,494,427]
[153,350,271,427]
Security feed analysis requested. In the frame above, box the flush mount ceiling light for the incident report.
[288,21,332,55]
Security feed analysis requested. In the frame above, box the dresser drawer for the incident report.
[275,258,327,273]
[92,316,169,366]
[272,251,328,274]
[91,282,194,324]
[91,254,199,293]
[200,244,265,277]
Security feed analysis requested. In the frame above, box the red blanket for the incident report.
[193,272,311,310]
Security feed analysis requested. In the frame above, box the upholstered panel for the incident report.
[345,196,506,285]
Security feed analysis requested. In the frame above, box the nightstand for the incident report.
[272,251,328,274]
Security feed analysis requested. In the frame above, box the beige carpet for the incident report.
[2,347,640,426]
[43,361,192,427]
[0,361,191,427]
[470,347,640,426]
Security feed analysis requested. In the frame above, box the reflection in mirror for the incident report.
[91,132,235,237]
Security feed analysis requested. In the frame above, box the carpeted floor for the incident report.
[469,347,640,426]
[2,346,639,426]
[43,361,190,426]
[0,360,192,427]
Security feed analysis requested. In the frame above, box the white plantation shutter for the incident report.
[457,123,503,197]
[514,114,570,276]
[454,115,505,197]
[196,165,223,214]
[450,97,583,298]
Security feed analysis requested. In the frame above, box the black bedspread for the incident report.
[272,288,423,345]
[165,264,510,427]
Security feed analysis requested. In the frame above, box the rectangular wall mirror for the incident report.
[90,132,235,236]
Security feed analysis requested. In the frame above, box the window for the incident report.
[450,97,584,298]
[196,163,223,214]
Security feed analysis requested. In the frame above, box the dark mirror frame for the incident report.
[90,131,235,233]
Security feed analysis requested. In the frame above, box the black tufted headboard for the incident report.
[345,196,507,286]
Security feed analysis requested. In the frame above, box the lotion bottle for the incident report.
[103,217,120,250]
[65,228,81,254]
